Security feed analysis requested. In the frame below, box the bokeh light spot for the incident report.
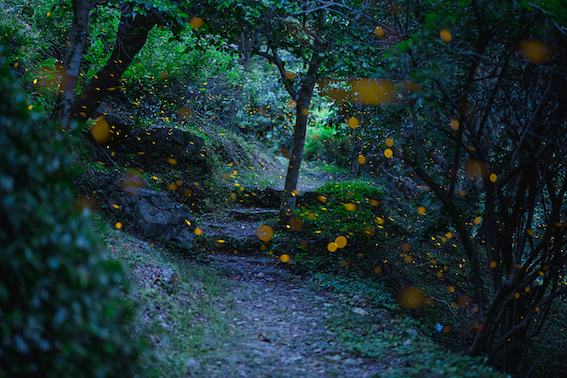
[348,117,360,128]
[348,78,394,105]
[335,236,347,249]
[417,206,426,215]
[121,171,144,194]
[115,222,122,229]
[398,286,425,309]
[450,118,459,130]
[465,159,487,182]
[284,71,297,80]
[91,116,110,143]
[189,17,203,29]
[256,225,274,242]
[343,203,357,211]
[385,137,394,147]
[457,295,471,308]
[384,148,393,158]
[518,40,551,63]
[327,242,338,252]
[373,26,384,37]
[288,216,303,231]
[280,254,290,263]
[440,29,451,42]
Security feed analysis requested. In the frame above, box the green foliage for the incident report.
[325,305,507,378]
[277,180,391,273]
[237,58,295,146]
[309,272,396,310]
[121,25,245,127]
[303,123,352,167]
[317,180,385,203]
[0,50,142,377]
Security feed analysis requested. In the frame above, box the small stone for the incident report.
[343,358,359,365]
[256,272,265,278]
[403,339,412,346]
[405,328,418,337]
[184,357,201,368]
[352,307,369,316]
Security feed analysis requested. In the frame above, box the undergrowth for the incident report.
[100,221,237,377]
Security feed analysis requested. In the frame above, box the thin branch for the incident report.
[256,48,298,99]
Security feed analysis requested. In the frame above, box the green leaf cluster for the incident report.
[0,48,142,377]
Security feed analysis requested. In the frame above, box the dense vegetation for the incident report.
[0,46,142,376]
[2,0,567,376]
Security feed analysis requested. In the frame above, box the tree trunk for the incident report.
[51,0,91,127]
[71,4,160,122]
[279,56,322,222]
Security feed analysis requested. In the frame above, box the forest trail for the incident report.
[194,252,390,377]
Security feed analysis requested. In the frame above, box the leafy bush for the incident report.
[279,180,393,273]
[0,48,142,377]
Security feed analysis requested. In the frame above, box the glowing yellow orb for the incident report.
[450,118,459,130]
[90,116,110,143]
[348,117,360,128]
[440,29,451,42]
[343,203,357,211]
[335,236,347,249]
[256,225,274,242]
[373,26,384,37]
[189,17,203,29]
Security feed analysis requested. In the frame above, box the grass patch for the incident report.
[303,273,507,378]
[99,220,237,377]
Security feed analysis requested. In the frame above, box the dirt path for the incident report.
[195,253,388,377]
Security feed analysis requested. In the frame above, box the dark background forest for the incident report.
[1,0,567,377]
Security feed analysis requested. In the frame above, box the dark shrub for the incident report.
[0,47,141,377]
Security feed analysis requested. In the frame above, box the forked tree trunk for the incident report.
[51,0,92,127]
[71,4,160,122]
